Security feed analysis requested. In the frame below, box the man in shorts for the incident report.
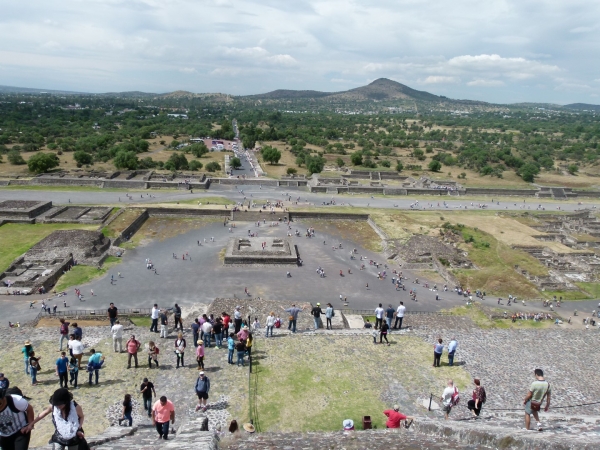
[523,369,551,431]
[194,371,211,412]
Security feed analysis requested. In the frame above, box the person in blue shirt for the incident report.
[72,323,83,341]
[447,337,458,366]
[191,319,200,347]
[87,349,104,385]
[227,333,235,365]
[55,352,69,388]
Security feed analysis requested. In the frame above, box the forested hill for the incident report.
[563,103,600,111]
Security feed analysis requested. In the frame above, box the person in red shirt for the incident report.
[222,312,231,329]
[383,405,414,429]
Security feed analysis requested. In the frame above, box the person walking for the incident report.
[311,303,323,330]
[325,303,334,330]
[524,369,551,431]
[433,338,444,367]
[265,312,276,337]
[30,388,87,449]
[441,380,457,420]
[159,310,168,338]
[147,341,159,368]
[467,379,486,417]
[150,304,159,333]
[227,333,235,365]
[374,304,384,330]
[173,304,183,331]
[152,396,175,440]
[0,373,9,390]
[196,341,205,369]
[140,378,156,418]
[111,320,124,352]
[385,304,395,331]
[21,340,34,375]
[67,335,84,369]
[191,319,200,347]
[245,333,253,362]
[68,356,79,389]
[59,318,70,351]
[194,371,211,412]
[118,394,133,427]
[126,335,141,369]
[383,405,415,429]
[213,319,224,349]
[107,303,118,327]
[175,333,186,368]
[380,322,390,345]
[0,384,35,450]
[281,303,304,333]
[448,337,458,366]
[56,352,69,388]
[394,302,406,329]
[87,349,103,385]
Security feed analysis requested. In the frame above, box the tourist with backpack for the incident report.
[194,371,211,412]
[325,303,334,330]
[467,378,486,417]
[126,335,141,369]
[0,386,35,450]
[441,379,459,420]
[59,319,70,351]
[29,352,42,386]
[523,368,551,431]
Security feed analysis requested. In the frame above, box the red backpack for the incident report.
[274,318,281,328]
[451,387,460,406]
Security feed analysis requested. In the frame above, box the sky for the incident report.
[0,0,599,104]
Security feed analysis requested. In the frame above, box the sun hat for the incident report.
[343,419,354,430]
[24,340,31,345]
[316,303,321,306]
[393,405,400,411]
[243,423,255,433]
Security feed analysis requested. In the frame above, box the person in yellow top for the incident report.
[245,333,253,361]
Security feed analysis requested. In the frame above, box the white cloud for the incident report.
[265,54,298,66]
[467,79,505,87]
[179,67,197,74]
[421,76,459,84]
[570,26,596,33]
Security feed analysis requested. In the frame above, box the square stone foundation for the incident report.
[224,237,298,265]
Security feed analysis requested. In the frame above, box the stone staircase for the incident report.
[551,187,567,199]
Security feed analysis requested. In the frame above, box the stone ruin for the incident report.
[0,230,111,295]
[224,236,298,265]
[0,200,52,223]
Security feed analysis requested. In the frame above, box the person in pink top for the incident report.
[152,396,175,440]
[236,326,249,341]
[126,335,141,369]
[196,341,205,370]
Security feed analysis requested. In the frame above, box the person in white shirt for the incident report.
[201,321,213,348]
[374,303,384,330]
[394,302,406,329]
[265,312,276,337]
[150,304,159,333]
[111,320,124,352]
[67,335,84,368]
[441,380,457,420]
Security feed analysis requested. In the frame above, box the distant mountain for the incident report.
[0,85,85,95]
[244,78,445,103]
[563,103,600,111]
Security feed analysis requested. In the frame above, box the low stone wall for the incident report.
[290,211,370,221]
[30,177,105,187]
[464,188,539,196]
[116,209,149,244]
[383,188,408,195]
[211,178,279,186]
[232,211,289,222]
[145,207,229,217]
[573,190,600,198]
[7,180,31,186]
[104,180,148,189]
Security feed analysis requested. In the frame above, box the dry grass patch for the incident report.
[126,216,222,248]
[101,209,144,238]
[309,219,382,252]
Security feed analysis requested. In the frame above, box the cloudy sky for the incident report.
[1,0,599,104]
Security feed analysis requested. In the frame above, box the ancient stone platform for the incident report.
[224,237,298,265]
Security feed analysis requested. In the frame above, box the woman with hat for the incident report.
[21,340,34,375]
[30,388,88,449]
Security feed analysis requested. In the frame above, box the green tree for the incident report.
[350,151,363,166]
[170,140,180,148]
[205,161,221,172]
[7,150,26,165]
[286,167,297,175]
[567,164,579,175]
[230,157,242,169]
[190,142,209,158]
[396,161,404,172]
[295,156,305,167]
[261,146,281,165]
[164,153,188,171]
[305,155,326,174]
[73,150,93,167]
[336,157,345,168]
[428,160,442,172]
[113,151,139,170]
[518,163,540,182]
[27,152,59,173]
[189,160,203,171]
[381,160,391,168]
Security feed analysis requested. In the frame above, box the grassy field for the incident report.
[445,304,556,329]
[0,223,98,273]
[101,209,144,238]
[54,256,122,291]
[163,196,235,206]
[255,335,470,432]
[123,216,222,248]
[309,219,383,252]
